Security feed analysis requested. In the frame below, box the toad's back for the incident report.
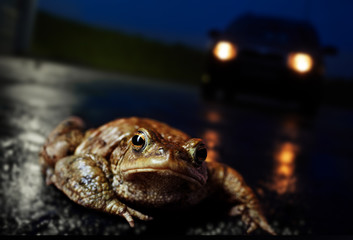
[74,117,190,158]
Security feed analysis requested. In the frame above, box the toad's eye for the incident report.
[195,145,207,164]
[132,131,146,151]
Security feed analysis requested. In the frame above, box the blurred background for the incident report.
[2,0,353,83]
[0,0,353,236]
[1,0,353,107]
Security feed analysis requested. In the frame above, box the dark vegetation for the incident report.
[31,11,205,85]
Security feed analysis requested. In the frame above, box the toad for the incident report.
[39,117,275,234]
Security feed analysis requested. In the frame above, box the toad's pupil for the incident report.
[196,148,207,162]
[132,134,145,146]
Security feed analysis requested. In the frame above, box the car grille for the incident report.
[239,49,284,65]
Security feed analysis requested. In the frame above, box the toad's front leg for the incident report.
[207,161,275,235]
[49,153,152,227]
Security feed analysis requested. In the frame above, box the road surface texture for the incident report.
[0,56,352,236]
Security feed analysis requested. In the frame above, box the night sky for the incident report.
[37,0,353,79]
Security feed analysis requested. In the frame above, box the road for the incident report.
[0,57,352,235]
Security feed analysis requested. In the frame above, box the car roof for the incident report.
[228,14,315,30]
[225,14,320,47]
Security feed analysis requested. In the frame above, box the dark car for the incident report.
[201,14,336,112]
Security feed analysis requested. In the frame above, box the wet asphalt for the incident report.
[0,56,353,235]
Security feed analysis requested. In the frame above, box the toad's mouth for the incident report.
[122,168,205,187]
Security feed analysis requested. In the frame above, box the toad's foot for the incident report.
[207,161,276,235]
[104,199,152,227]
[229,204,276,235]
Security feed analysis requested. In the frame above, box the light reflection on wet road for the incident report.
[1,57,353,235]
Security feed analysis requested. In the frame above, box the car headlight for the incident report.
[213,41,237,61]
[287,52,313,73]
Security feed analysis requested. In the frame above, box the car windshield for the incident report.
[225,16,319,47]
